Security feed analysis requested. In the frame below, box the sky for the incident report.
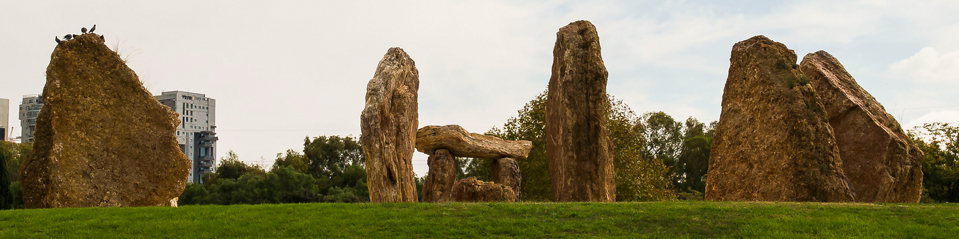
[2,0,957,176]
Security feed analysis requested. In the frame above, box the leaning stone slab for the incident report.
[19,33,191,208]
[800,51,923,203]
[360,47,419,202]
[705,36,854,202]
[415,125,532,159]
[546,20,616,202]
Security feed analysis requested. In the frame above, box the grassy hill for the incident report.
[0,201,956,238]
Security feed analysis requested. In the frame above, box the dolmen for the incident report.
[416,125,531,202]
[19,32,191,208]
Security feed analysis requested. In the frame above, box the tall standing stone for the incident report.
[546,20,615,202]
[421,149,455,202]
[360,47,419,202]
[705,36,854,202]
[19,33,191,208]
[800,51,923,202]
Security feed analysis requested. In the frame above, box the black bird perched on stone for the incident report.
[90,24,96,33]
[100,35,104,41]
[55,36,61,44]
[64,34,72,40]
[81,27,87,34]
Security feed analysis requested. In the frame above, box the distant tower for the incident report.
[0,98,9,141]
[19,95,43,143]
[155,91,218,184]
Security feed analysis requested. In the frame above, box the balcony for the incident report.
[199,154,215,162]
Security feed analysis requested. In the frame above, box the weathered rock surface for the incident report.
[705,35,855,202]
[491,158,522,202]
[545,20,616,202]
[443,177,517,202]
[415,125,532,159]
[19,33,191,208]
[800,51,923,203]
[421,149,456,202]
[361,47,420,202]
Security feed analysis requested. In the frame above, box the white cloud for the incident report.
[905,110,959,129]
[889,47,959,83]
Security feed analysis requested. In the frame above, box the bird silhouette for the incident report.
[100,35,104,41]
[55,36,62,44]
[90,24,96,33]
[81,27,88,34]
[64,34,72,40]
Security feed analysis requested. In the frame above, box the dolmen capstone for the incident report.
[19,32,191,208]
[361,47,420,202]
[705,35,855,202]
[546,20,616,202]
[416,125,531,202]
[800,51,923,202]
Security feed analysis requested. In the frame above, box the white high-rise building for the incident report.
[19,95,43,143]
[0,98,8,141]
[155,91,218,184]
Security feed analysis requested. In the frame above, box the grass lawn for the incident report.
[0,201,956,238]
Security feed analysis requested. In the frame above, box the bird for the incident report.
[89,24,96,33]
[72,34,78,39]
[81,27,88,34]
[100,35,104,41]
[55,36,61,44]
[64,34,72,40]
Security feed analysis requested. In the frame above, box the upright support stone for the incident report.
[800,51,923,202]
[705,36,854,202]
[19,33,191,208]
[491,158,522,202]
[546,20,615,202]
[422,149,456,202]
[360,47,419,202]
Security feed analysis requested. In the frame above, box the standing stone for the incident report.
[705,36,854,202]
[421,149,456,202]
[19,33,191,208]
[360,47,419,202]
[546,20,615,202]
[800,51,923,202]
[491,158,522,202]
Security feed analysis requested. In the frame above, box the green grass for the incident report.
[0,201,956,238]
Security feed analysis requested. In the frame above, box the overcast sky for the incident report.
[2,1,957,176]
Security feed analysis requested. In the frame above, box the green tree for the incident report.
[302,135,364,192]
[641,112,684,165]
[481,90,676,201]
[0,147,13,209]
[910,122,959,202]
[673,118,716,199]
[212,150,266,181]
[272,149,308,174]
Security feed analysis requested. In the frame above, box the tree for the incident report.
[480,90,676,201]
[272,149,308,174]
[673,118,716,198]
[910,122,959,203]
[0,146,13,209]
[212,150,265,181]
[641,112,683,165]
[302,135,364,191]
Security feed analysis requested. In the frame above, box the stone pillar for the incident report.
[491,158,522,202]
[422,149,456,202]
[705,36,854,202]
[546,20,615,202]
[360,47,419,202]
[19,32,191,208]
